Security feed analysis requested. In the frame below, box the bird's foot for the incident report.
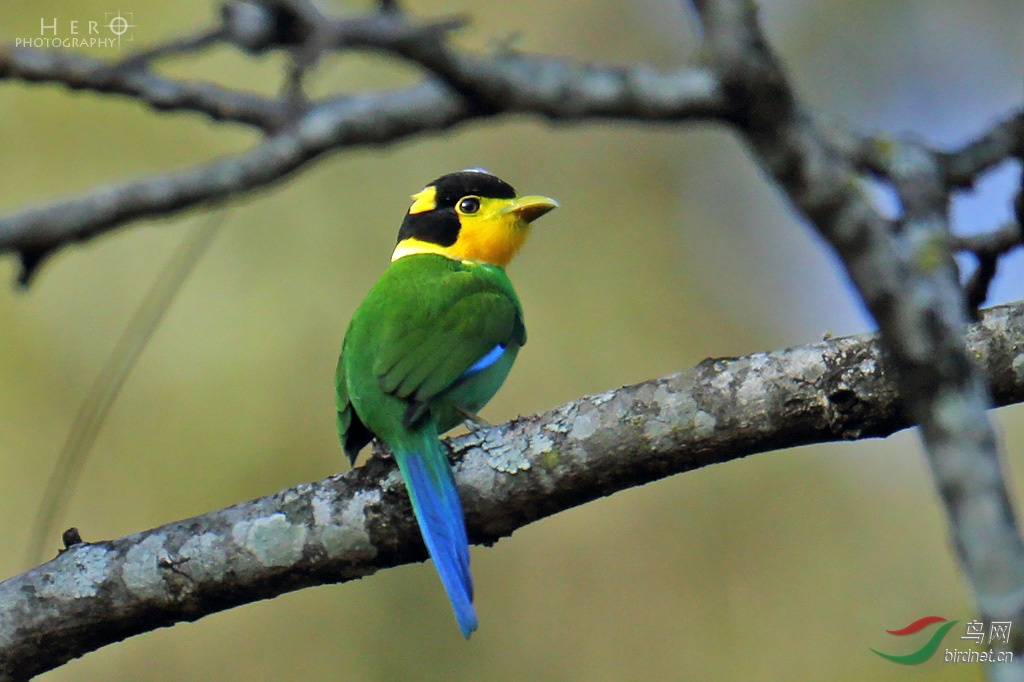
[457,407,493,431]
[370,439,393,461]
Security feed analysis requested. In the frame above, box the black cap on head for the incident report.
[429,171,517,206]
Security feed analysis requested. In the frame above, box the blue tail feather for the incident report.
[394,429,477,638]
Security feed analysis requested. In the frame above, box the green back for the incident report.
[336,254,525,461]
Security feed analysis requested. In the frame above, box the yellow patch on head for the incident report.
[408,186,437,215]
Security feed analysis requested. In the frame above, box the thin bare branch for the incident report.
[942,110,1024,189]
[0,53,723,280]
[0,45,289,130]
[0,82,465,283]
[955,221,1024,318]
[115,26,224,68]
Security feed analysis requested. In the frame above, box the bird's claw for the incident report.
[457,407,492,431]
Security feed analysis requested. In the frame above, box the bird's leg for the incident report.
[456,407,493,431]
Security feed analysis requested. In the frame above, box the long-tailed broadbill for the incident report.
[335,170,558,638]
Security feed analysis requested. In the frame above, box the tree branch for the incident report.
[0,4,728,282]
[1,302,1023,681]
[691,0,1024,670]
[0,45,288,131]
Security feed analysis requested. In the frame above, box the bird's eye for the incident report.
[458,197,481,214]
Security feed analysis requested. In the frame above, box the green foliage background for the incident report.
[2,1,1023,680]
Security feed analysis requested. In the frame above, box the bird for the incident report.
[335,170,558,638]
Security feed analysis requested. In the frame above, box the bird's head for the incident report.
[392,170,558,268]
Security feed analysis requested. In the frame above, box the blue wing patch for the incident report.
[463,344,505,376]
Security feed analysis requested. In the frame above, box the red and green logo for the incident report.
[872,616,959,664]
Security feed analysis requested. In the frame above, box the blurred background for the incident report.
[2,0,1023,680]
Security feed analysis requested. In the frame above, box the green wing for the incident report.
[372,262,525,416]
[378,293,522,400]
